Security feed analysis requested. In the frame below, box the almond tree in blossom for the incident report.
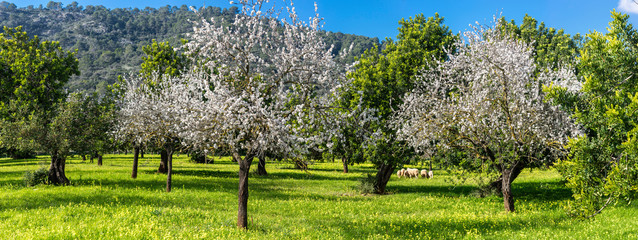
[116,72,193,192]
[173,0,347,229]
[395,20,579,212]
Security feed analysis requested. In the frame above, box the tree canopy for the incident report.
[546,11,638,218]
[343,13,457,193]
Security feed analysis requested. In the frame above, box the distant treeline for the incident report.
[0,1,380,93]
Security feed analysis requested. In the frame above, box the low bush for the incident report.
[24,167,49,186]
[357,173,377,194]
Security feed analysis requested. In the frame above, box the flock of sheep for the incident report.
[397,168,433,179]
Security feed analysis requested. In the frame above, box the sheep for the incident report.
[406,168,419,178]
[396,168,406,178]
[420,169,428,178]
[428,170,434,179]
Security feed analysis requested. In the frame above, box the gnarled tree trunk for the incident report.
[48,152,69,185]
[97,154,103,166]
[140,148,144,158]
[132,146,139,179]
[257,156,267,176]
[235,151,255,229]
[158,149,168,173]
[374,163,395,194]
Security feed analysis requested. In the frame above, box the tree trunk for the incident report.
[374,163,395,194]
[97,154,103,166]
[81,155,86,162]
[140,148,144,158]
[429,159,432,172]
[132,146,139,179]
[48,153,69,185]
[257,156,267,176]
[489,163,525,192]
[89,154,94,163]
[342,157,349,173]
[502,167,515,212]
[166,146,173,192]
[235,151,255,229]
[158,149,168,173]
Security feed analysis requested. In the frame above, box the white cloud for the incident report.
[619,0,638,14]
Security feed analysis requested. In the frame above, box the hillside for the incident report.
[0,1,380,94]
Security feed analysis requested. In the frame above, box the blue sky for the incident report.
[9,0,638,40]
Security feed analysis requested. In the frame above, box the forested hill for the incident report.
[0,1,380,94]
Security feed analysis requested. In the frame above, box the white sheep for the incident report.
[428,170,434,179]
[420,169,428,178]
[397,168,406,178]
[406,168,419,178]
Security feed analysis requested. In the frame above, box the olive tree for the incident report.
[0,26,79,184]
[344,14,457,193]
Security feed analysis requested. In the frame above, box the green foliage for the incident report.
[499,14,580,71]
[61,93,117,157]
[0,26,79,154]
[0,26,78,115]
[140,39,188,78]
[546,11,638,218]
[357,173,377,194]
[344,13,457,169]
[347,13,456,121]
[23,166,49,186]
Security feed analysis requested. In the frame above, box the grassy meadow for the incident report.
[0,154,636,239]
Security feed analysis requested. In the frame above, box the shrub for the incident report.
[189,150,207,164]
[24,167,49,186]
[357,174,377,194]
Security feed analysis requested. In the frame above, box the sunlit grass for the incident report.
[0,154,636,239]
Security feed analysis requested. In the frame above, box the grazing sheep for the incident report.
[428,171,434,179]
[406,168,419,178]
[420,169,428,178]
[397,168,406,178]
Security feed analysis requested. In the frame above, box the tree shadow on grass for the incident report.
[256,171,368,181]
[389,179,572,203]
[513,181,572,202]
[335,212,572,239]
[302,167,377,175]
[390,184,477,197]
[1,174,365,213]
[0,158,45,167]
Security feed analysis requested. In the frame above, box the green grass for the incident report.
[0,154,636,239]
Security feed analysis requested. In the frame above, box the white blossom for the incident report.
[395,20,581,164]
[171,0,348,158]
